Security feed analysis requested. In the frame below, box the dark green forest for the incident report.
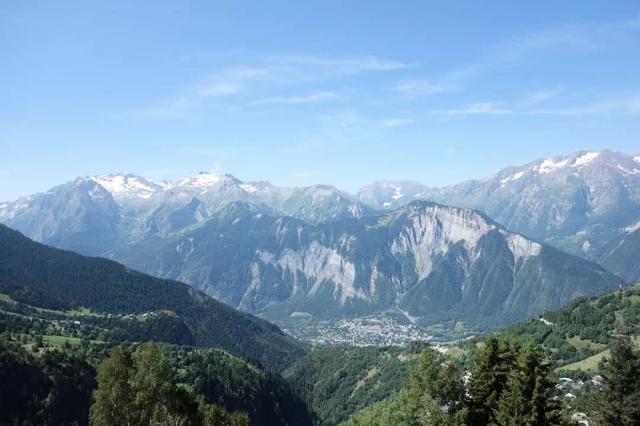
[0,335,312,426]
[0,224,306,371]
[283,344,422,424]
[496,284,640,371]
[344,336,640,426]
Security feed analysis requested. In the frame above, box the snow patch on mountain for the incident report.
[176,172,225,190]
[572,152,600,167]
[88,186,108,200]
[239,183,258,193]
[391,185,405,200]
[92,175,159,199]
[625,221,640,234]
[634,155,640,163]
[0,203,9,218]
[532,152,600,175]
[534,158,570,174]
[500,171,525,185]
[616,164,640,175]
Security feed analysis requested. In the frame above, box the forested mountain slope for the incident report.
[284,345,423,425]
[0,223,306,371]
[495,282,640,371]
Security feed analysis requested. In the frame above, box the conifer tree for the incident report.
[596,337,640,425]
[494,345,567,426]
[404,347,467,425]
[467,337,519,425]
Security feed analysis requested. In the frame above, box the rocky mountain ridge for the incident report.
[356,150,640,282]
[108,200,621,329]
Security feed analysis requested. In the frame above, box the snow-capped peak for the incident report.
[239,183,258,193]
[177,172,225,188]
[571,151,600,167]
[500,171,525,185]
[91,174,160,200]
[532,151,605,175]
[634,155,640,163]
[534,158,569,174]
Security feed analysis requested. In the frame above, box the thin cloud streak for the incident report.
[141,54,410,118]
[517,88,564,108]
[393,79,453,97]
[430,94,640,118]
[430,102,514,117]
[398,15,640,98]
[249,91,344,106]
[378,118,414,128]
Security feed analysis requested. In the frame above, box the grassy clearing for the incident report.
[446,346,469,360]
[559,349,610,372]
[65,307,102,317]
[354,367,380,392]
[43,335,84,347]
[43,335,104,347]
[1,293,103,318]
[567,336,607,352]
[0,293,16,303]
[626,295,640,303]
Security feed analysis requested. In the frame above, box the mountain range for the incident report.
[357,150,640,283]
[0,149,636,330]
[0,172,372,256]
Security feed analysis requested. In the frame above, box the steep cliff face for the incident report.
[111,201,621,328]
[357,151,640,282]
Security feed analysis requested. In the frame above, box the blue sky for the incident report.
[1,1,639,200]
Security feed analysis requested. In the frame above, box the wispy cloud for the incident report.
[378,118,414,128]
[430,93,640,118]
[517,88,564,107]
[397,15,640,98]
[272,55,411,74]
[526,95,640,116]
[140,54,409,117]
[249,91,344,106]
[393,79,453,97]
[430,102,514,117]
